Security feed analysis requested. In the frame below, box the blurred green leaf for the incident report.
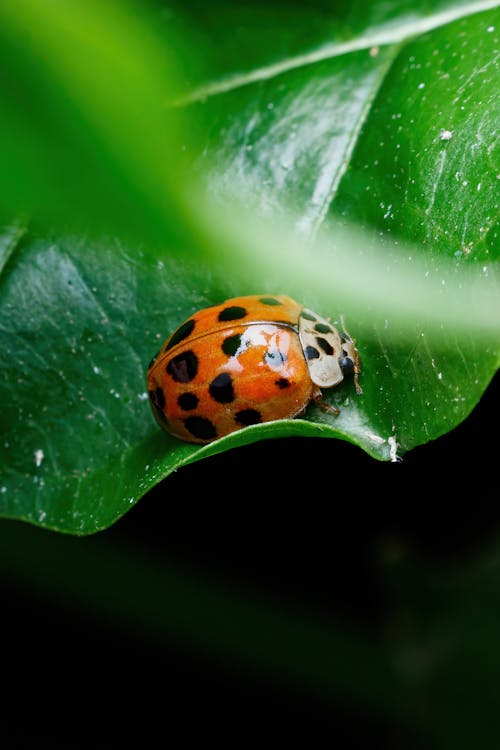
[0,519,406,722]
[0,0,188,245]
[383,535,500,749]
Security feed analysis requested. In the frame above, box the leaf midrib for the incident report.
[172,0,500,106]
[308,43,403,240]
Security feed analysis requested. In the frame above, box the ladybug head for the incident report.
[340,354,354,375]
[340,333,362,394]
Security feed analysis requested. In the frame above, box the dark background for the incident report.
[1,370,498,748]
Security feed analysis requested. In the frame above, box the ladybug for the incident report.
[147,295,361,444]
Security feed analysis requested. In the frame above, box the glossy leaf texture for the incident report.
[166,0,500,95]
[0,1,499,534]
[185,6,499,456]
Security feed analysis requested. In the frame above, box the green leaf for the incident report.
[0,1,498,533]
[167,0,500,94]
[0,230,387,534]
[183,7,499,453]
[0,0,187,245]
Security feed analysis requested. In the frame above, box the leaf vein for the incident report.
[172,1,500,106]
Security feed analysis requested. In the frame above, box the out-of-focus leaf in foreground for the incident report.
[0,0,189,245]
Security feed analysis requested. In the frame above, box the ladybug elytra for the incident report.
[147,295,361,444]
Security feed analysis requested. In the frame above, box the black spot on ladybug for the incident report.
[235,409,262,426]
[184,416,216,440]
[316,336,334,356]
[300,311,317,321]
[218,306,247,322]
[314,323,333,334]
[275,378,290,389]
[166,350,198,383]
[155,387,166,409]
[264,349,287,368]
[209,372,235,403]
[259,297,282,306]
[305,345,320,360]
[222,333,242,357]
[165,319,195,352]
[340,356,354,375]
[178,392,199,410]
[149,387,166,411]
[149,389,169,427]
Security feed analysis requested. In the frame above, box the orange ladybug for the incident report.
[147,295,361,444]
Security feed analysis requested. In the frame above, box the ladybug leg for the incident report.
[312,391,340,416]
